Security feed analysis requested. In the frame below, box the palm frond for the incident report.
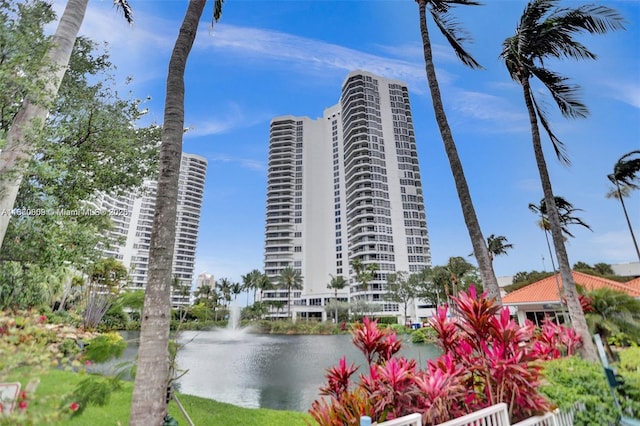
[113,0,134,24]
[429,9,482,69]
[610,150,640,188]
[213,0,225,24]
[530,66,587,119]
[530,93,570,166]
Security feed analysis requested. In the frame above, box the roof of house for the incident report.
[502,271,640,305]
[624,276,640,290]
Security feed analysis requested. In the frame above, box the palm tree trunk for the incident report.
[130,1,206,424]
[615,181,640,262]
[416,1,501,303]
[0,0,89,249]
[520,79,598,362]
[335,288,338,322]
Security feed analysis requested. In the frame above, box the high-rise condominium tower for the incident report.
[99,153,207,307]
[263,71,430,321]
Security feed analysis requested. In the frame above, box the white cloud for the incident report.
[196,24,429,92]
[602,80,640,109]
[591,231,638,262]
[207,154,266,173]
[184,103,273,137]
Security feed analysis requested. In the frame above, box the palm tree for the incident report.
[130,1,224,424]
[501,0,624,361]
[242,269,263,303]
[414,0,501,303]
[216,278,233,309]
[0,0,132,249]
[608,150,640,262]
[327,275,347,323]
[583,287,640,361]
[529,196,592,239]
[486,234,514,263]
[351,258,379,294]
[278,267,303,320]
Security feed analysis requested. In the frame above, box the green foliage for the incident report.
[83,332,126,364]
[505,270,555,293]
[0,0,55,136]
[540,356,618,425]
[410,326,438,344]
[98,303,129,331]
[66,374,123,416]
[375,316,398,325]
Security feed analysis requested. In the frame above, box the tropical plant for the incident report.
[486,234,514,263]
[327,274,347,323]
[351,258,379,294]
[278,266,303,320]
[310,286,581,425]
[529,196,592,239]
[501,0,624,361]
[130,1,225,424]
[414,0,501,303]
[0,0,133,249]
[608,150,640,262]
[241,269,263,302]
[581,287,640,360]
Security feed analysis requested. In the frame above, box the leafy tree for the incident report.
[0,0,55,133]
[131,2,225,420]
[327,274,347,323]
[0,0,133,249]
[385,272,417,323]
[278,266,303,320]
[607,150,640,262]
[118,289,145,321]
[414,0,500,303]
[216,277,233,309]
[505,270,554,293]
[0,35,158,307]
[501,0,624,361]
[444,256,478,299]
[414,266,448,307]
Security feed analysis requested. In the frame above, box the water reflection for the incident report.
[176,331,440,412]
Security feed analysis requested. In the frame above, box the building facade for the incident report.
[98,153,207,307]
[263,71,431,320]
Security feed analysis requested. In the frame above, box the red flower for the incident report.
[70,402,80,412]
[38,315,47,323]
[18,400,28,411]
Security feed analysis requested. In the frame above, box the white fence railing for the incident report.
[359,402,583,426]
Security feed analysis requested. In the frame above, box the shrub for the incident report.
[309,286,581,425]
[540,356,617,425]
[410,326,437,344]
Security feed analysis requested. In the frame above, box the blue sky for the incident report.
[55,0,639,286]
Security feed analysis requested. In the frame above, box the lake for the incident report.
[174,328,440,412]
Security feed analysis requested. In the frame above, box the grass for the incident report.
[12,369,312,425]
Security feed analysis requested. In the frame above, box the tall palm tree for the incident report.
[608,150,640,262]
[279,266,303,320]
[414,0,501,303]
[501,0,624,361]
[486,234,514,263]
[351,258,379,295]
[130,1,224,424]
[327,274,347,322]
[242,269,263,303]
[0,0,132,250]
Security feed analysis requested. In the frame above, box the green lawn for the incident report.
[15,369,312,425]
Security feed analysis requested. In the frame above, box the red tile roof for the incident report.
[503,271,640,305]
[625,277,640,289]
